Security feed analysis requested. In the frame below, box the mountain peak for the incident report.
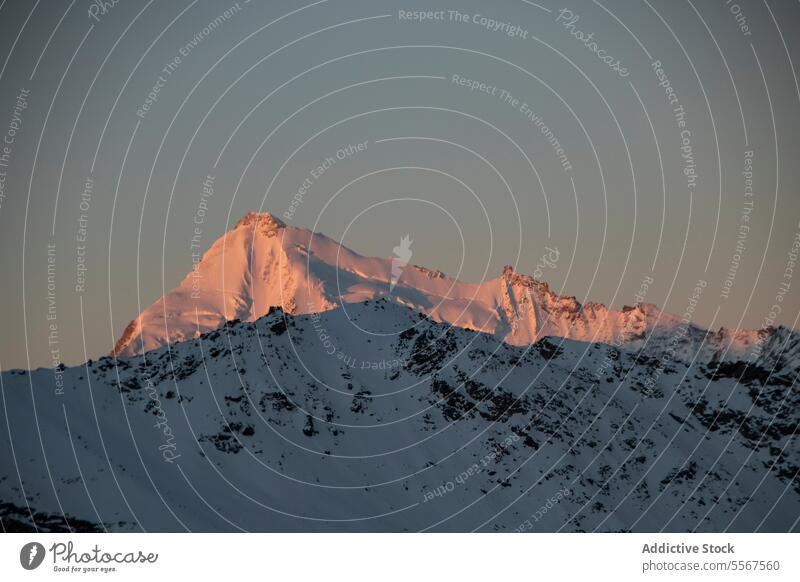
[234,211,286,232]
[112,211,788,359]
[502,264,547,291]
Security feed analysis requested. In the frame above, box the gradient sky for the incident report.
[1,0,799,370]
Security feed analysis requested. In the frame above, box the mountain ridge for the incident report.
[3,299,798,532]
[112,212,788,368]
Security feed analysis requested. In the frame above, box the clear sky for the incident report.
[1,0,799,370]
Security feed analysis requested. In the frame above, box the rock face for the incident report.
[3,300,798,532]
[113,212,782,361]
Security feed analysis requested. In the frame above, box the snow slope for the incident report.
[2,300,798,532]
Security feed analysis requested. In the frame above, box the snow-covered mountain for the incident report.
[112,212,777,366]
[3,212,797,532]
[1,300,798,532]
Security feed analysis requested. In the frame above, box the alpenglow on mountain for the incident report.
[1,212,797,532]
[113,212,774,362]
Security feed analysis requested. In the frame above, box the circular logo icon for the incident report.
[19,542,46,570]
